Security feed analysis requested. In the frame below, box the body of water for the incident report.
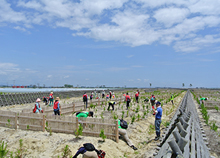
[0,88,111,93]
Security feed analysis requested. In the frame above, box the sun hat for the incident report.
[51,92,53,94]
[55,97,60,101]
[36,98,41,102]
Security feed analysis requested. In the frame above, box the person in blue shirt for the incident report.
[153,101,162,141]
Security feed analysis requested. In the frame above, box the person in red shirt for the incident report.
[125,93,131,110]
[83,92,88,108]
[135,92,139,103]
[137,90,140,95]
[53,97,61,115]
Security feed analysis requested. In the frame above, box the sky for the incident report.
[0,0,220,88]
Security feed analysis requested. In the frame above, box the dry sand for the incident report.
[0,91,186,158]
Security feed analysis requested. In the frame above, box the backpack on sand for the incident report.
[76,112,81,116]
[83,143,95,151]
[120,119,128,129]
[83,95,87,101]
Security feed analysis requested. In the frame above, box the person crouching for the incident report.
[53,97,61,115]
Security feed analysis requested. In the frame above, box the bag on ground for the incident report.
[76,112,81,116]
[97,150,106,158]
[120,119,128,129]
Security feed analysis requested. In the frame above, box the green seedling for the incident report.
[131,115,135,124]
[0,141,9,158]
[99,129,106,142]
[61,145,71,158]
[75,124,83,138]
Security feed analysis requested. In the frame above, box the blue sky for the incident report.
[0,0,220,88]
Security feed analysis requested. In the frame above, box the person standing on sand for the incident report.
[83,92,88,109]
[33,98,43,113]
[94,89,97,98]
[109,91,112,100]
[150,94,156,115]
[49,92,54,106]
[53,97,61,115]
[125,93,131,110]
[118,119,138,150]
[135,92,139,103]
[153,101,162,141]
[102,90,105,98]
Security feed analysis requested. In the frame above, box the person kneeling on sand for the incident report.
[118,119,138,150]
[53,97,61,115]
[72,143,105,158]
[33,98,43,113]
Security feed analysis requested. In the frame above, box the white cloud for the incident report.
[63,75,69,79]
[0,63,20,75]
[153,7,190,27]
[1,0,220,52]
[47,75,52,78]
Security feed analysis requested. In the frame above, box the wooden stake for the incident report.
[115,120,119,143]
[14,113,17,130]
[42,115,45,132]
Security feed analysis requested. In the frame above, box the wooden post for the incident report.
[115,120,119,143]
[98,98,100,106]
[42,115,45,132]
[14,113,17,130]
[76,117,78,129]
[73,103,75,113]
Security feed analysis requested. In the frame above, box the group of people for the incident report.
[32,90,174,158]
[33,91,61,116]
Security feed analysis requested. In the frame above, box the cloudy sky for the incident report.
[0,0,220,88]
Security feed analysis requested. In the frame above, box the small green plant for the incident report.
[122,111,125,119]
[49,127,52,136]
[6,119,11,127]
[113,113,118,120]
[103,107,105,111]
[61,145,71,158]
[214,105,219,112]
[131,115,135,124]
[0,141,9,158]
[75,124,83,138]
[15,139,26,158]
[126,110,129,117]
[142,105,145,110]
[142,111,147,118]
[162,120,170,128]
[210,121,218,132]
[100,112,104,119]
[99,129,106,142]
[27,125,30,130]
[137,114,141,121]
[148,124,155,135]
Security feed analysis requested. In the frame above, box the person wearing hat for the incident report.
[153,101,163,141]
[150,94,156,115]
[107,101,116,111]
[49,92,54,106]
[53,97,61,115]
[33,98,43,113]
[199,97,208,108]
[83,92,88,109]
